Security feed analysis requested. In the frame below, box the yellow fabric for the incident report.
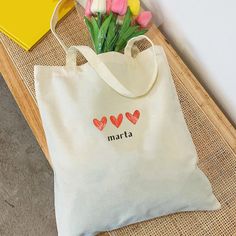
[0,0,74,50]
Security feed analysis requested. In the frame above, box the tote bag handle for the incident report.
[50,0,159,98]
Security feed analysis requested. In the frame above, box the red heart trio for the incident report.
[93,110,140,131]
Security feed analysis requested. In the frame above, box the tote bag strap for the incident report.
[50,0,71,52]
[50,0,159,98]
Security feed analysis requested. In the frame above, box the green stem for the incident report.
[97,12,102,28]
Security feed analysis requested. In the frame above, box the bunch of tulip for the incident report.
[84,0,152,54]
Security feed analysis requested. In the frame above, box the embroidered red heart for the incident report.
[125,110,140,124]
[110,114,123,128]
[93,117,107,131]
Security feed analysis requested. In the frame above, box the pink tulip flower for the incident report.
[106,0,112,14]
[85,0,92,17]
[111,0,128,16]
[136,11,152,27]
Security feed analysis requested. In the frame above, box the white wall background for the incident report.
[142,0,236,125]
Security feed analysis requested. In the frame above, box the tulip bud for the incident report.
[136,11,152,27]
[91,0,106,14]
[106,0,112,14]
[111,0,128,16]
[85,0,92,17]
[128,0,140,16]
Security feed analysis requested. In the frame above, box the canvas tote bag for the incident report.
[34,0,220,235]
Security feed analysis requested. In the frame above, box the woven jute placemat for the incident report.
[0,6,235,236]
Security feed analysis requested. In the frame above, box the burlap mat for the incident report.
[0,6,235,236]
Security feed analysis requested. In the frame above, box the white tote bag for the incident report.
[34,1,220,235]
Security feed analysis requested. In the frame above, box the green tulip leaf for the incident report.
[132,28,148,38]
[84,17,97,52]
[104,14,118,52]
[90,17,99,52]
[119,8,132,37]
[118,29,148,52]
[97,13,113,53]
[115,25,139,51]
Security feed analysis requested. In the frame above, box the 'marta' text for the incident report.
[108,131,132,141]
